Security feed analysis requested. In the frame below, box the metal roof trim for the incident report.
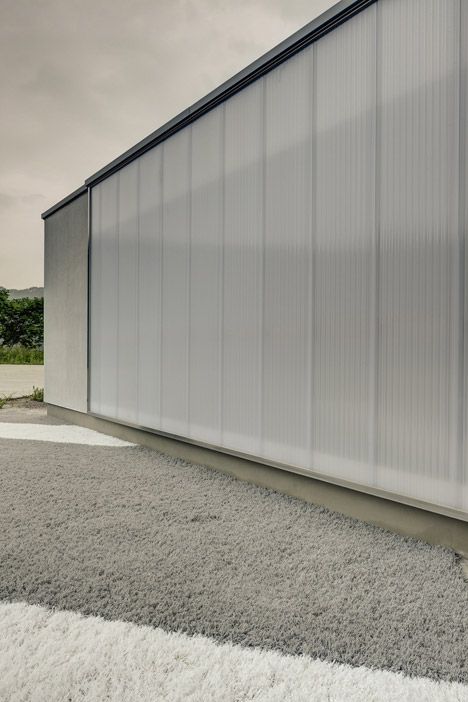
[41,185,88,220]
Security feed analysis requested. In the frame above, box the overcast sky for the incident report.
[0,0,334,289]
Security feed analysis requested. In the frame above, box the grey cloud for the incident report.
[0,0,333,287]
[0,193,46,211]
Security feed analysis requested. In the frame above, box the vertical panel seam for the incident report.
[370,0,381,485]
[259,79,266,455]
[95,187,100,414]
[91,189,96,411]
[136,161,141,424]
[98,188,102,414]
[159,144,165,424]
[86,186,91,413]
[93,188,98,413]
[116,175,120,419]
[457,0,466,503]
[219,106,225,443]
[187,128,193,433]
[157,151,163,426]
[307,42,317,468]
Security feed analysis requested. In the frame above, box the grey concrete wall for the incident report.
[44,193,88,412]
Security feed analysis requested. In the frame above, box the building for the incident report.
[42,0,468,554]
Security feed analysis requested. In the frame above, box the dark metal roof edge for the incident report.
[85,0,376,187]
[41,185,88,220]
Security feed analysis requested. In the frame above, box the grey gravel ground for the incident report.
[0,400,61,424]
[1,410,468,684]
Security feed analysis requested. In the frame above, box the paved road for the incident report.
[0,364,44,398]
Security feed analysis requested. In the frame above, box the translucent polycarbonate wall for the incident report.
[90,0,468,515]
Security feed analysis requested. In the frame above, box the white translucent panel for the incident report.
[89,187,101,414]
[262,50,312,466]
[137,148,163,428]
[94,174,119,418]
[89,0,468,518]
[312,7,376,485]
[161,132,191,435]
[189,109,223,444]
[222,81,264,454]
[376,0,461,507]
[116,162,139,424]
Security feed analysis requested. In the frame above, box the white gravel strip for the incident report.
[0,423,135,446]
[0,601,466,702]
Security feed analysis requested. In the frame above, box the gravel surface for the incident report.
[1,416,467,684]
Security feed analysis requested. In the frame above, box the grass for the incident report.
[0,387,44,409]
[0,347,43,364]
[0,394,12,409]
[30,387,44,402]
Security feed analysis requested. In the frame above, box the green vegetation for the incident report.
[30,386,44,402]
[0,346,43,364]
[0,394,12,409]
[0,387,44,408]
[0,288,44,364]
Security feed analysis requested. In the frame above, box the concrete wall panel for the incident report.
[44,193,88,413]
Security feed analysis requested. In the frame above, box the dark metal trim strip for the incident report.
[41,185,88,220]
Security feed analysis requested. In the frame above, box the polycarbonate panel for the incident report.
[137,148,163,427]
[91,173,119,419]
[117,161,139,424]
[89,0,468,518]
[262,49,312,466]
[376,0,461,507]
[312,7,376,484]
[89,186,101,414]
[161,132,191,436]
[189,109,223,445]
[222,81,264,454]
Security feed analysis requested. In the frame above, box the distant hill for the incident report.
[8,287,44,299]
